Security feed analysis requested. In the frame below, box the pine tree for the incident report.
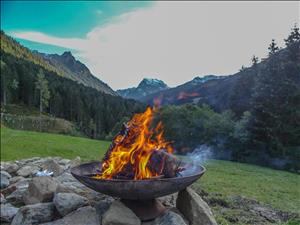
[250,31,300,158]
[251,55,259,66]
[35,69,50,114]
[284,24,300,60]
[268,39,279,56]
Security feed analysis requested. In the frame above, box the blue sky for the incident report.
[1,1,152,54]
[1,1,299,89]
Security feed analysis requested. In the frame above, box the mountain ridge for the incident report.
[1,31,116,95]
[39,51,116,95]
[117,78,169,100]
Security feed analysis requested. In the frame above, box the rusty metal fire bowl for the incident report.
[71,161,205,221]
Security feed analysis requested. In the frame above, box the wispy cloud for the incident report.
[10,2,299,90]
[11,31,85,50]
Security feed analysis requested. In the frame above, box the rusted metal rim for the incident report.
[71,161,206,182]
[71,161,205,200]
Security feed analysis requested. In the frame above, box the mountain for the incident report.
[188,75,226,85]
[117,78,168,100]
[1,31,145,138]
[39,51,116,95]
[1,31,115,95]
[140,72,254,115]
[141,48,300,115]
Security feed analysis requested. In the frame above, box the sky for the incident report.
[1,1,299,90]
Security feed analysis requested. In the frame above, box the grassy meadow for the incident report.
[1,126,299,218]
[1,126,109,161]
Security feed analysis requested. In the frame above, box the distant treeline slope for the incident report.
[0,32,145,138]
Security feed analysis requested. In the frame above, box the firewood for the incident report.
[148,150,181,178]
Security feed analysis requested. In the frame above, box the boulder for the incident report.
[11,202,55,225]
[41,159,64,177]
[177,188,217,225]
[158,193,178,207]
[40,206,100,225]
[150,210,187,225]
[0,194,6,204]
[9,176,26,185]
[23,176,58,205]
[53,192,88,216]
[17,165,40,177]
[0,171,11,189]
[69,156,81,168]
[102,200,141,225]
[2,163,19,175]
[0,203,19,222]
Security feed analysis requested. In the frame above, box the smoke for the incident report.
[179,145,213,176]
[186,144,213,165]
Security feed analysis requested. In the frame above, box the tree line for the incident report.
[158,25,300,172]
[1,50,145,139]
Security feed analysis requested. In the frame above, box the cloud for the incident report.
[10,2,299,90]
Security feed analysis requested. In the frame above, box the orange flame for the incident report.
[96,106,173,180]
[177,92,200,100]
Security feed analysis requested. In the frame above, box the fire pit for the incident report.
[71,161,205,220]
[71,106,206,221]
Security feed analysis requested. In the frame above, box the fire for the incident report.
[177,92,199,100]
[96,106,173,180]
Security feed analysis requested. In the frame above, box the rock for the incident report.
[3,163,19,175]
[0,171,11,189]
[102,200,141,225]
[150,210,187,225]
[1,170,12,179]
[17,165,40,177]
[41,206,100,225]
[11,202,55,225]
[177,188,217,225]
[10,176,26,185]
[53,193,88,216]
[6,188,27,206]
[94,198,114,220]
[5,178,29,205]
[1,193,7,204]
[158,193,178,207]
[69,156,81,168]
[23,176,58,205]
[58,159,71,166]
[41,159,64,177]
[0,203,19,222]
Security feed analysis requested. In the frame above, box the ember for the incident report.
[94,106,181,180]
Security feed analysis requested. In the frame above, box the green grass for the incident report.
[1,126,109,161]
[1,126,300,216]
[192,160,300,213]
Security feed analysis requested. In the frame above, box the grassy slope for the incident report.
[1,126,109,161]
[192,160,300,213]
[1,127,299,215]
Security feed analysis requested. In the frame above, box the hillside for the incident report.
[1,31,115,95]
[117,78,168,100]
[39,51,115,95]
[1,32,145,139]
[141,49,300,115]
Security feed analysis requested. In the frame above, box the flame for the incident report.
[177,92,200,100]
[96,106,173,180]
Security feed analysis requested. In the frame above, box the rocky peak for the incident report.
[61,51,74,58]
[138,78,168,89]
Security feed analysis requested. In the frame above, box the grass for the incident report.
[192,160,300,213]
[1,126,300,217]
[1,126,109,161]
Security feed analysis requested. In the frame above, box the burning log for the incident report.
[148,150,182,178]
[96,106,181,180]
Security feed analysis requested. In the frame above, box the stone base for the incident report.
[121,198,166,221]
